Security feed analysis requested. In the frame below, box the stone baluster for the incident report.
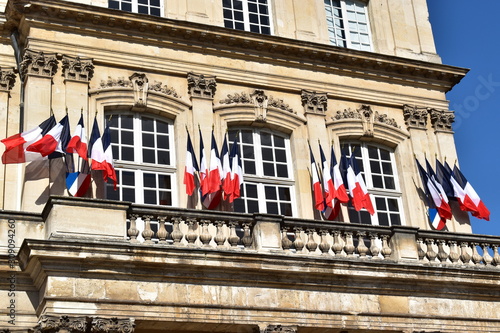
[380,235,392,259]
[242,223,253,248]
[171,217,184,245]
[228,222,240,247]
[460,242,471,265]
[436,240,448,263]
[332,230,343,256]
[200,220,212,247]
[282,227,293,252]
[141,215,155,244]
[425,239,437,262]
[355,232,368,257]
[481,243,493,266]
[448,241,460,264]
[471,243,482,265]
[215,221,227,248]
[186,218,198,246]
[344,232,356,257]
[157,216,169,244]
[293,227,305,253]
[369,233,380,259]
[492,244,500,266]
[305,229,318,253]
[318,230,331,255]
[416,238,426,261]
[128,214,140,243]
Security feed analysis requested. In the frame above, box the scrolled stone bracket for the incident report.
[20,49,58,79]
[301,89,327,115]
[403,104,429,129]
[429,108,454,133]
[29,315,135,333]
[187,72,216,99]
[0,68,16,92]
[61,55,94,82]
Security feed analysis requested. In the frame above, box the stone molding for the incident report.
[403,104,429,129]
[187,72,216,99]
[430,109,454,133]
[98,74,180,99]
[61,55,94,82]
[0,68,16,91]
[301,89,327,115]
[332,104,399,137]
[20,50,58,78]
[29,315,135,333]
[264,325,297,333]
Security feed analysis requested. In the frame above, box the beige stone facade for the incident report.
[1,0,499,332]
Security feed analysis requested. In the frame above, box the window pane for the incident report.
[281,203,292,216]
[121,131,134,145]
[388,198,399,212]
[266,202,279,214]
[248,200,259,213]
[122,147,134,161]
[159,191,171,205]
[159,174,171,189]
[373,175,383,188]
[382,162,393,174]
[143,149,155,164]
[263,162,275,176]
[262,147,274,161]
[143,173,156,188]
[121,116,133,129]
[265,186,277,200]
[123,188,135,202]
[243,145,255,159]
[261,132,272,146]
[370,160,381,173]
[378,213,389,226]
[274,135,285,147]
[276,164,288,178]
[122,171,135,186]
[275,150,286,163]
[157,150,170,165]
[375,197,386,211]
[157,135,169,149]
[241,130,253,143]
[385,176,395,190]
[144,190,157,204]
[143,133,155,148]
[279,187,290,200]
[246,184,258,198]
[244,161,256,175]
[390,214,401,226]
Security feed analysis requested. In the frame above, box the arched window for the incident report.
[105,112,176,206]
[228,128,295,216]
[341,142,403,226]
[324,0,372,51]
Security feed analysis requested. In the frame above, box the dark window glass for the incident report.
[244,161,256,175]
[143,173,156,188]
[122,147,134,161]
[144,190,156,204]
[157,150,170,165]
[142,133,155,148]
[121,131,134,145]
[266,202,279,214]
[263,162,275,176]
[143,149,155,164]
[265,186,277,200]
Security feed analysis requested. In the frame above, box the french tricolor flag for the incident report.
[221,134,231,200]
[330,145,349,204]
[183,132,198,196]
[319,144,339,220]
[309,144,325,212]
[416,159,450,230]
[207,130,223,194]
[199,129,209,196]
[1,115,56,164]
[66,169,91,197]
[450,164,490,221]
[26,115,70,159]
[347,154,374,215]
[90,118,117,190]
[228,134,243,203]
[66,114,88,160]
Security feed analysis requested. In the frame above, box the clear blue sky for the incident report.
[427,1,500,236]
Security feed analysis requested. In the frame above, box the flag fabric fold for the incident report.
[221,134,232,200]
[450,165,490,221]
[309,145,325,212]
[346,153,374,215]
[90,117,117,190]
[66,114,89,160]
[207,130,223,194]
[183,132,198,196]
[198,129,209,197]
[1,115,56,164]
[228,134,243,203]
[26,115,70,159]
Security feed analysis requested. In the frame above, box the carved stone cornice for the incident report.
[30,315,90,333]
[403,104,429,129]
[375,111,398,128]
[90,317,135,333]
[331,104,399,136]
[4,0,468,92]
[20,50,58,79]
[149,80,179,98]
[0,68,16,91]
[62,55,94,82]
[97,75,180,100]
[430,109,454,133]
[301,89,327,115]
[187,72,216,99]
[264,325,297,333]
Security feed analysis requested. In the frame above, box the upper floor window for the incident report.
[108,0,162,16]
[341,142,402,226]
[105,112,176,205]
[324,0,372,51]
[229,128,294,216]
[223,0,272,35]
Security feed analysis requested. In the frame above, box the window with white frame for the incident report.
[341,142,402,226]
[105,113,176,206]
[223,0,272,35]
[108,0,162,16]
[228,128,295,216]
[324,0,372,51]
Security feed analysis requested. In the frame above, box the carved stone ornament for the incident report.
[149,80,179,98]
[430,108,455,132]
[219,90,294,118]
[30,315,90,333]
[29,315,135,333]
[251,89,269,122]
[20,50,58,78]
[219,92,252,104]
[129,72,149,107]
[99,76,133,88]
[0,69,16,91]
[375,111,399,128]
[332,104,399,135]
[264,325,298,333]
[187,72,216,99]
[332,108,362,120]
[403,104,428,129]
[61,55,94,82]
[301,89,327,114]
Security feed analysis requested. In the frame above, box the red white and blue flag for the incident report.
[416,159,451,230]
[1,116,56,164]
[319,144,339,220]
[25,115,70,159]
[66,114,88,160]
[199,129,209,197]
[228,134,243,203]
[309,144,325,212]
[207,130,223,194]
[450,164,490,221]
[221,134,232,200]
[346,153,374,215]
[90,117,117,190]
[66,166,91,197]
[183,131,198,196]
